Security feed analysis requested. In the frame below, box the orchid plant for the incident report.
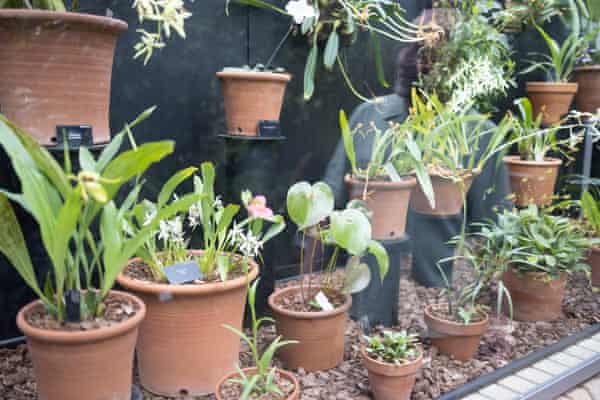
[130,162,285,282]
[286,181,389,307]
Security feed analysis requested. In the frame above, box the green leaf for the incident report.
[339,110,357,174]
[367,240,389,282]
[79,147,97,172]
[261,215,286,243]
[286,181,334,230]
[342,256,371,294]
[157,166,198,208]
[330,208,371,255]
[323,31,339,71]
[304,43,319,100]
[216,254,231,282]
[370,31,389,88]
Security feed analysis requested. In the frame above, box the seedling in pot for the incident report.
[363,330,420,365]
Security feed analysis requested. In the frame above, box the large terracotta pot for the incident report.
[504,156,562,207]
[410,174,474,216]
[268,285,351,371]
[116,255,259,396]
[16,290,145,400]
[503,269,567,322]
[345,175,417,240]
[0,10,127,145]
[216,70,291,137]
[361,347,422,400]
[588,246,600,287]
[574,66,600,113]
[526,82,578,125]
[215,367,300,400]
[423,304,488,362]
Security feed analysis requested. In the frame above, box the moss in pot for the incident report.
[268,180,389,371]
[0,110,197,400]
[117,162,286,396]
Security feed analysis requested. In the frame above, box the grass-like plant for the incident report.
[363,330,420,365]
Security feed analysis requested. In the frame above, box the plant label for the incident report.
[258,120,282,138]
[55,125,93,148]
[164,262,203,284]
[314,291,334,311]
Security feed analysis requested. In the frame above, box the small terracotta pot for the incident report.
[116,254,259,396]
[504,156,562,207]
[423,304,488,362]
[16,290,145,400]
[361,347,422,400]
[588,246,600,287]
[345,175,417,240]
[217,70,291,136]
[0,10,128,145]
[526,82,578,125]
[503,269,567,322]
[410,174,474,216]
[268,285,351,371]
[215,367,300,400]
[574,66,600,113]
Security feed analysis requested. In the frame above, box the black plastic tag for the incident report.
[258,120,282,138]
[164,262,203,284]
[55,125,93,148]
[64,289,81,323]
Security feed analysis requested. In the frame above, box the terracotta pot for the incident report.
[503,268,567,322]
[574,66,600,113]
[216,70,291,137]
[504,156,562,207]
[0,10,127,145]
[526,82,578,125]
[268,285,351,371]
[215,367,300,400]
[360,347,422,400]
[410,174,474,216]
[116,255,259,396]
[588,246,600,287]
[423,304,488,362]
[16,290,145,400]
[345,175,417,240]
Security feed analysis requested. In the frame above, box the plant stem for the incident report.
[265,24,293,70]
[300,230,306,306]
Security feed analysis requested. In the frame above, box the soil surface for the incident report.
[273,286,348,312]
[218,369,296,400]
[427,304,487,324]
[2,261,598,400]
[25,292,139,332]
[124,259,246,285]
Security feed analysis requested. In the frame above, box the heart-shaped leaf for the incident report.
[342,256,371,294]
[330,208,371,255]
[287,181,334,230]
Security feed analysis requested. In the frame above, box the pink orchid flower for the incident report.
[247,195,274,219]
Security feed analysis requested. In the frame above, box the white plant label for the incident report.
[315,291,334,311]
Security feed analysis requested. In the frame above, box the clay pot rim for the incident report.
[217,70,292,83]
[344,174,417,190]
[526,81,579,93]
[503,155,563,167]
[16,290,145,345]
[215,367,300,400]
[117,251,259,296]
[360,346,423,376]
[268,285,352,320]
[590,246,600,255]
[0,9,128,32]
[575,65,600,72]
[423,303,489,332]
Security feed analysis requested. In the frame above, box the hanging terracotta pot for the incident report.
[410,174,474,216]
[268,285,351,372]
[574,66,600,114]
[502,269,567,322]
[423,304,488,362]
[504,156,562,207]
[215,367,300,400]
[116,253,258,396]
[361,347,422,400]
[16,291,145,400]
[216,70,291,137]
[345,175,417,240]
[588,246,600,287]
[0,10,127,145]
[526,82,578,125]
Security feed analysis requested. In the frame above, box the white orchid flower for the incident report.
[285,0,316,24]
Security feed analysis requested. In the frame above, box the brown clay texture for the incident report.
[16,290,145,400]
[526,82,578,125]
[361,348,422,400]
[268,285,351,372]
[215,367,300,400]
[589,246,600,287]
[345,175,417,240]
[116,257,259,396]
[217,71,290,136]
[503,269,567,322]
[575,66,600,113]
[423,304,488,362]
[410,174,473,216]
[504,156,562,207]
[0,10,127,145]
